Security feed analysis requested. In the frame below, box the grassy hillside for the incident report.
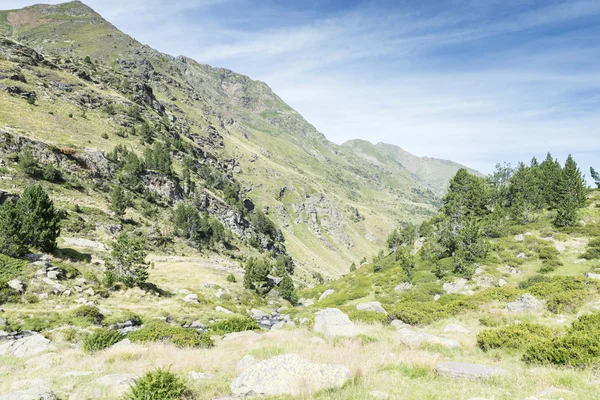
[0,1,450,278]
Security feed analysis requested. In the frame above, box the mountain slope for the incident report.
[0,1,468,277]
[343,139,481,195]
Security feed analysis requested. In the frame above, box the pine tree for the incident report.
[279,273,297,305]
[562,154,587,207]
[104,232,151,288]
[18,148,39,177]
[18,185,61,253]
[109,186,127,218]
[0,200,28,257]
[591,167,600,189]
[539,153,563,208]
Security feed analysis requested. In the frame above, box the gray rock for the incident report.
[0,388,57,400]
[230,354,351,396]
[443,278,474,295]
[299,298,315,307]
[215,306,234,315]
[0,318,6,327]
[46,271,61,280]
[574,259,587,264]
[585,272,600,280]
[96,374,136,397]
[183,294,199,304]
[223,331,260,341]
[0,334,55,358]
[356,301,387,315]
[396,328,460,348]
[314,308,363,338]
[237,355,258,373]
[394,282,413,292]
[498,278,507,287]
[271,321,285,330]
[443,324,470,334]
[251,308,269,318]
[318,289,335,302]
[514,234,525,242]
[52,284,67,294]
[434,362,507,379]
[24,352,63,370]
[189,371,214,380]
[504,294,543,312]
[61,237,107,251]
[391,320,409,330]
[7,279,25,293]
[370,391,391,399]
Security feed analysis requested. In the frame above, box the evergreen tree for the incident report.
[562,154,587,207]
[591,167,600,189]
[0,200,28,257]
[17,185,61,253]
[42,164,62,182]
[539,153,563,208]
[18,148,39,177]
[279,273,298,305]
[243,258,270,292]
[104,232,150,288]
[109,186,127,218]
[144,142,172,175]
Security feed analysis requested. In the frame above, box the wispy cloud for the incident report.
[4,0,600,177]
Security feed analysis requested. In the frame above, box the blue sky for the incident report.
[5,0,600,180]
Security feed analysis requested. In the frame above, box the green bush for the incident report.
[72,305,104,325]
[477,323,557,351]
[82,328,123,353]
[519,275,599,313]
[478,314,509,327]
[128,320,214,348]
[346,309,389,325]
[0,280,20,305]
[126,368,192,400]
[524,313,600,367]
[209,316,259,334]
[0,254,27,281]
[226,274,236,283]
[582,238,600,260]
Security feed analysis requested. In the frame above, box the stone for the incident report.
[394,282,413,292]
[574,259,587,264]
[0,334,55,358]
[514,234,525,242]
[46,271,61,280]
[391,320,409,329]
[84,288,95,296]
[215,288,225,298]
[62,290,71,297]
[0,318,6,327]
[396,328,460,348]
[585,272,600,280]
[251,308,269,318]
[370,391,391,399]
[443,278,474,295]
[0,389,57,400]
[356,301,388,315]
[498,278,507,287]
[183,294,199,304]
[314,308,363,338]
[190,320,206,329]
[230,354,351,396]
[9,379,49,391]
[24,352,63,370]
[504,294,543,312]
[190,371,214,380]
[299,298,315,307]
[271,321,285,330]
[215,306,234,315]
[237,355,258,372]
[96,374,136,397]
[53,284,67,294]
[444,324,470,334]
[434,362,507,379]
[7,279,25,293]
[299,317,309,326]
[318,289,335,302]
[223,331,260,341]
[517,252,527,259]
[62,237,108,251]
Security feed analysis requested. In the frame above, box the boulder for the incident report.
[504,294,543,312]
[443,278,474,295]
[183,294,199,304]
[314,308,363,338]
[0,334,55,358]
[61,237,107,251]
[394,282,413,292]
[585,272,600,280]
[391,320,409,330]
[251,308,269,318]
[434,362,507,380]
[498,278,507,287]
[7,279,25,293]
[189,371,214,380]
[443,324,469,334]
[0,389,57,400]
[237,355,258,373]
[396,328,460,348]
[298,298,315,307]
[215,306,234,315]
[318,289,334,302]
[230,354,351,396]
[356,302,387,315]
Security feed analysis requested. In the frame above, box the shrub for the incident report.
[18,185,61,253]
[128,320,214,348]
[520,275,598,313]
[582,238,600,260]
[72,305,104,325]
[477,323,557,351]
[17,149,39,177]
[42,164,62,182]
[524,313,600,367]
[0,280,20,305]
[346,309,388,325]
[478,314,509,327]
[126,368,192,400]
[104,232,151,288]
[0,254,27,281]
[82,329,123,353]
[226,273,236,283]
[209,316,259,334]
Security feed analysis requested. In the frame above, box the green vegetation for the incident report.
[82,328,123,353]
[172,203,230,249]
[109,186,128,217]
[126,369,191,400]
[477,323,557,351]
[128,320,214,348]
[104,232,151,288]
[209,316,260,334]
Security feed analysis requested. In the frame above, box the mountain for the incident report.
[0,1,472,279]
[343,139,481,194]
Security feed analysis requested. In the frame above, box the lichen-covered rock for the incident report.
[314,308,363,338]
[396,328,460,348]
[504,294,543,312]
[230,354,351,396]
[356,301,387,315]
[434,362,507,379]
[237,355,257,373]
[0,334,55,358]
[318,289,334,302]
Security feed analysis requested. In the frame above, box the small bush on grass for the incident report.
[0,280,20,305]
[582,238,600,260]
[126,368,192,400]
[524,313,600,367]
[0,254,28,281]
[519,275,599,313]
[72,305,104,325]
[346,309,388,325]
[209,316,259,334]
[479,314,509,327]
[128,320,213,348]
[82,328,123,353]
[477,323,557,351]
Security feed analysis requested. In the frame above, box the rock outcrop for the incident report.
[434,362,508,380]
[314,308,363,338]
